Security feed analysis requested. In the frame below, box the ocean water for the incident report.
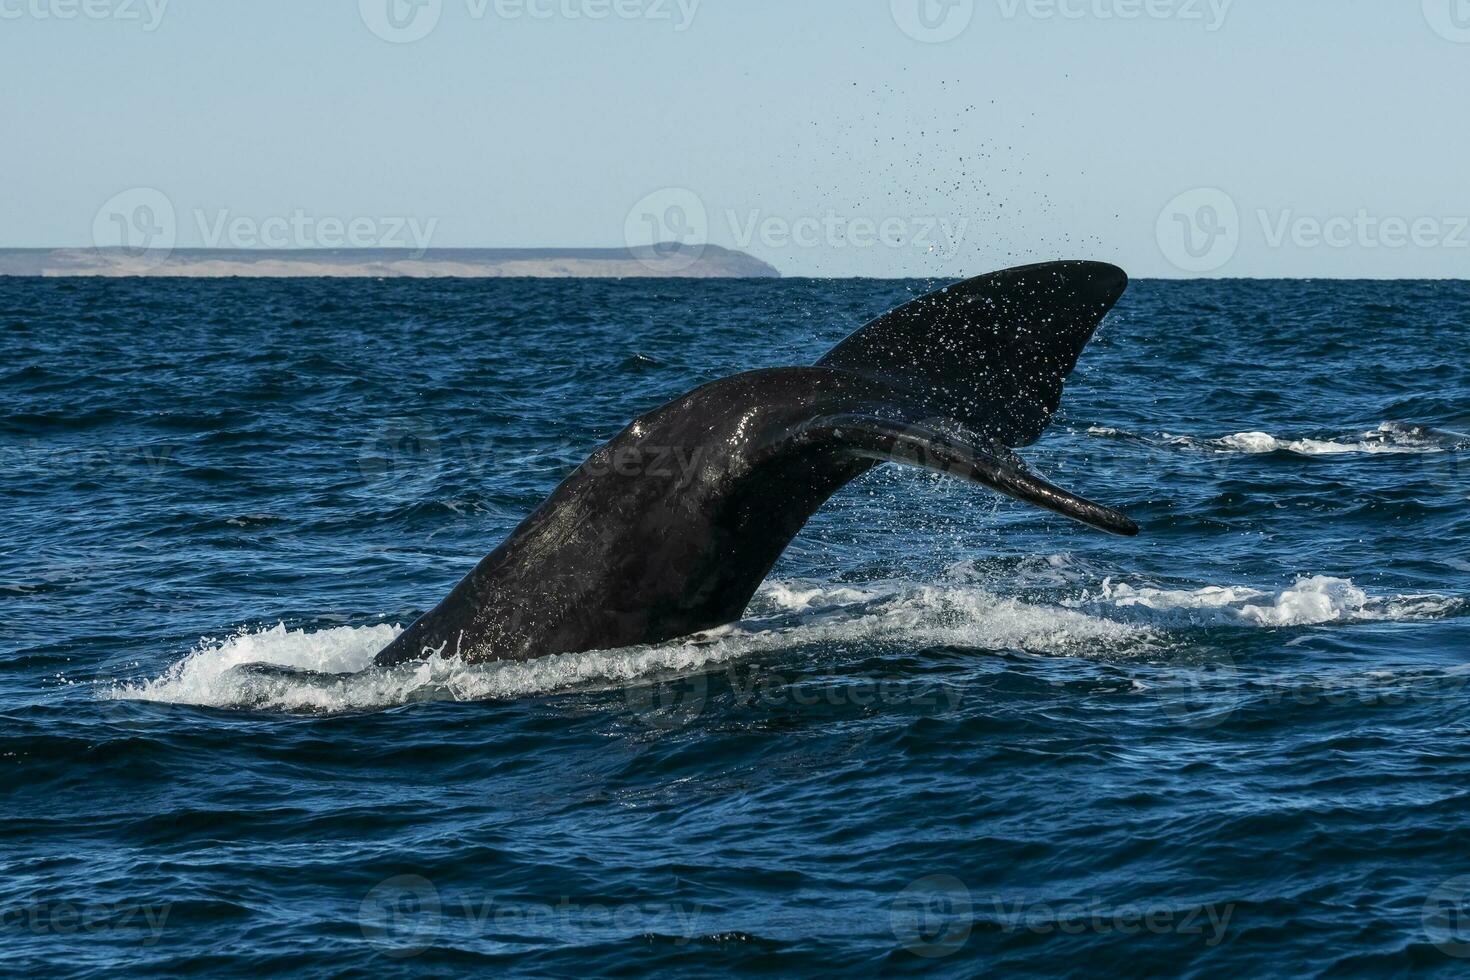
[3,275,1469,977]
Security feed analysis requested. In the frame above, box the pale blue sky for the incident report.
[2,0,1468,277]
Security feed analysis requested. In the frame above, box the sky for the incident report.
[2,0,1468,278]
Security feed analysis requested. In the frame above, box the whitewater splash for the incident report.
[1088,421,1467,457]
[100,570,1462,715]
[1185,422,1458,457]
[103,579,1156,714]
[1071,575,1463,627]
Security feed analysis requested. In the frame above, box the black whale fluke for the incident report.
[818,260,1128,447]
[372,261,1135,668]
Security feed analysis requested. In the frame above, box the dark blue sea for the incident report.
[3,276,1469,977]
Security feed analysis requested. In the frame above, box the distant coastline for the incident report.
[0,245,780,279]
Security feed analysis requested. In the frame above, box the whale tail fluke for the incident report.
[817,261,1128,448]
[807,261,1134,535]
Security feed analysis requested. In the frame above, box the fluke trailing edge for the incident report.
[373,261,1137,668]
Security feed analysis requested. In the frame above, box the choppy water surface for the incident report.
[3,277,1469,976]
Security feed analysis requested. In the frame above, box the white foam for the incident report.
[757,579,1153,654]
[100,580,1158,714]
[1215,432,1436,456]
[100,569,1464,715]
[1077,575,1461,627]
[760,582,876,612]
[1183,423,1448,456]
[101,622,404,713]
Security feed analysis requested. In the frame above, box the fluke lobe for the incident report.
[374,261,1136,668]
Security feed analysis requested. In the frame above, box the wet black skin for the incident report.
[374,261,1136,668]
